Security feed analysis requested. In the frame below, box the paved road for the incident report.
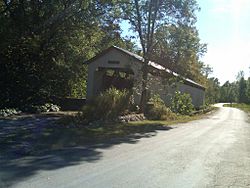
[1,104,250,188]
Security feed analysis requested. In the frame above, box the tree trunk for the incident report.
[140,60,149,112]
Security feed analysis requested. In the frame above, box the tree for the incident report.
[245,77,250,103]
[218,71,250,105]
[201,64,213,78]
[234,71,248,103]
[236,71,245,81]
[205,77,220,104]
[0,0,133,108]
[238,77,247,103]
[120,0,200,110]
[219,81,237,103]
[152,24,207,83]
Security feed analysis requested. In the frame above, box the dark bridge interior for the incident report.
[101,68,134,92]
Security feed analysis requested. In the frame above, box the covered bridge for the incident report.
[85,46,205,108]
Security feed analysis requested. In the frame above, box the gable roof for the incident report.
[85,45,144,64]
[86,46,205,90]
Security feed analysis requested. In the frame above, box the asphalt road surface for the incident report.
[1,104,250,188]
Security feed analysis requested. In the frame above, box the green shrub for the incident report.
[44,103,60,112]
[170,91,194,115]
[22,103,60,113]
[81,103,98,123]
[81,87,131,123]
[145,95,176,120]
[0,108,21,117]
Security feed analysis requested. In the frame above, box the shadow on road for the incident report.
[0,116,173,187]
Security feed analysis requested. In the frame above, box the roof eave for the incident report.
[85,45,205,90]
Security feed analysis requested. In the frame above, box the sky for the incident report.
[121,0,250,85]
[196,0,250,84]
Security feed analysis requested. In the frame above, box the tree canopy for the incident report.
[120,0,203,109]
[217,71,250,104]
[1,0,215,109]
[152,24,207,83]
[0,0,132,108]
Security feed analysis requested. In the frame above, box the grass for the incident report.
[223,103,250,113]
[52,107,216,142]
[34,114,204,150]
[1,106,217,155]
[129,115,203,126]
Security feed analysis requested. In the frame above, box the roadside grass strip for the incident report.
[223,103,250,113]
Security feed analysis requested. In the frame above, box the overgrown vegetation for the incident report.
[0,0,218,123]
[0,0,134,108]
[120,0,208,109]
[2,113,212,156]
[76,92,203,124]
[0,103,60,117]
[0,108,21,117]
[145,95,176,120]
[0,0,209,111]
[216,71,250,104]
[80,87,131,123]
[57,90,214,127]
[223,103,250,113]
[56,110,213,146]
[21,103,60,114]
[170,91,194,115]
[202,70,250,106]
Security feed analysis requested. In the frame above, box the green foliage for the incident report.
[145,95,176,120]
[238,77,248,103]
[96,87,130,118]
[22,103,60,114]
[205,77,220,104]
[219,81,238,103]
[0,0,207,111]
[152,24,207,83]
[223,103,250,113]
[219,71,250,104]
[69,69,87,98]
[120,0,202,110]
[0,104,60,116]
[149,94,166,106]
[170,91,194,115]
[81,87,131,123]
[0,0,135,108]
[0,108,21,117]
[246,78,250,103]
